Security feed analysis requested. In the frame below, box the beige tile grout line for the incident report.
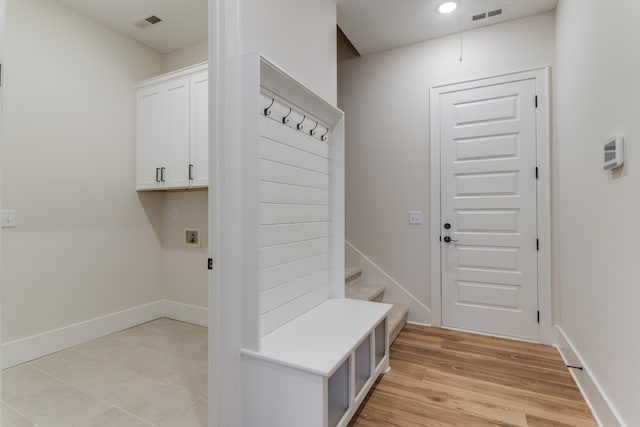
[2,399,42,426]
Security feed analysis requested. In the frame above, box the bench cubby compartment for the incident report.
[328,357,350,427]
[354,334,371,399]
[375,318,387,369]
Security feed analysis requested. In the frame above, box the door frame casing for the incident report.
[429,68,553,345]
[208,0,243,425]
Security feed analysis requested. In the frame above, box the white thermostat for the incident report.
[603,135,624,170]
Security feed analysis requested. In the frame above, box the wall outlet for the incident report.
[1,210,16,228]
[409,211,423,225]
[185,228,201,248]
[172,208,179,219]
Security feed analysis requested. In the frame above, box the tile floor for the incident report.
[2,318,208,427]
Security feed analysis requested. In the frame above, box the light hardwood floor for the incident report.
[350,324,596,427]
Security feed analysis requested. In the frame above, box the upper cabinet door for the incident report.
[137,84,168,190]
[163,77,191,189]
[190,70,209,188]
[136,63,208,191]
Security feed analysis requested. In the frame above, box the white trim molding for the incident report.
[209,0,243,425]
[429,67,554,345]
[2,300,208,369]
[556,327,626,427]
[2,301,164,369]
[163,300,208,327]
[346,240,431,325]
[1,0,7,411]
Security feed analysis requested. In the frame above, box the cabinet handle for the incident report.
[155,168,160,183]
[160,167,166,182]
[189,164,194,180]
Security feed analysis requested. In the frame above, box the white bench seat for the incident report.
[242,298,392,427]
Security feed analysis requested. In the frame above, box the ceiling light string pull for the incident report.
[459,0,463,62]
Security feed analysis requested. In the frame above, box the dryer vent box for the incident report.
[603,135,624,170]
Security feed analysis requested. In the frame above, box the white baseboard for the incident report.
[555,327,626,427]
[346,240,431,325]
[163,300,208,327]
[406,321,431,327]
[2,299,208,369]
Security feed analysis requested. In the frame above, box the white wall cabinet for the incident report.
[189,70,209,188]
[135,63,208,191]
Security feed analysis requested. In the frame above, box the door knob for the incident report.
[444,223,451,229]
[443,236,458,243]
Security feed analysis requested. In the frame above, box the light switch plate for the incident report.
[409,211,423,225]
[1,210,16,228]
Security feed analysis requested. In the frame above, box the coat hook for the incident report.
[263,98,275,116]
[296,115,306,130]
[310,121,319,136]
[282,108,292,124]
[321,128,329,141]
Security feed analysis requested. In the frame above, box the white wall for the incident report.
[241,0,337,106]
[1,0,164,342]
[161,190,208,308]
[2,2,212,343]
[555,0,640,424]
[338,12,556,321]
[163,38,208,73]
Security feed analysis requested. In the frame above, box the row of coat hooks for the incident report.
[260,94,330,142]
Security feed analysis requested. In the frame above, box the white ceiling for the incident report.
[57,0,208,54]
[57,0,557,57]
[337,0,558,56]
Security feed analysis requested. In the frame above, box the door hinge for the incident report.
[207,258,213,270]
[535,166,539,179]
[536,238,539,251]
[535,95,538,108]
[537,310,540,323]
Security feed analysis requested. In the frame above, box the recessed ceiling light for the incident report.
[438,1,458,14]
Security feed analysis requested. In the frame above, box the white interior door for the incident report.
[439,78,539,340]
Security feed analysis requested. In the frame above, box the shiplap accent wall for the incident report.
[258,113,333,336]
[240,55,345,351]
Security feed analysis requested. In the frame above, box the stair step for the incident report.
[346,281,384,303]
[344,266,408,344]
[387,303,409,344]
[345,265,363,290]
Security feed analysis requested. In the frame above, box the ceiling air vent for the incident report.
[134,15,163,29]
[472,12,487,21]
[471,7,504,22]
